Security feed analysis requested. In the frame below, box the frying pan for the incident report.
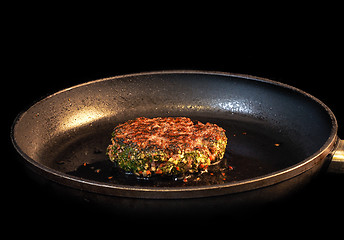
[11,71,343,206]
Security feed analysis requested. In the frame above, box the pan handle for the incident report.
[327,139,344,173]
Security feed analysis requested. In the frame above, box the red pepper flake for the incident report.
[108,176,113,180]
[183,178,188,183]
[221,172,226,176]
[274,143,280,147]
[228,165,233,170]
[242,132,247,135]
[210,172,214,176]
[95,169,101,173]
[83,162,87,166]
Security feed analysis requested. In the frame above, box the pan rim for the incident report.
[10,70,339,199]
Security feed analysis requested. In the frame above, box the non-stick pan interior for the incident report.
[13,71,336,189]
[33,115,309,187]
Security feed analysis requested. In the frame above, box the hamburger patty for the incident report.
[106,117,227,177]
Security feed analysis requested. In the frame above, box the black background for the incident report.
[5,16,344,231]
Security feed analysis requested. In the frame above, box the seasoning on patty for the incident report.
[106,117,227,177]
